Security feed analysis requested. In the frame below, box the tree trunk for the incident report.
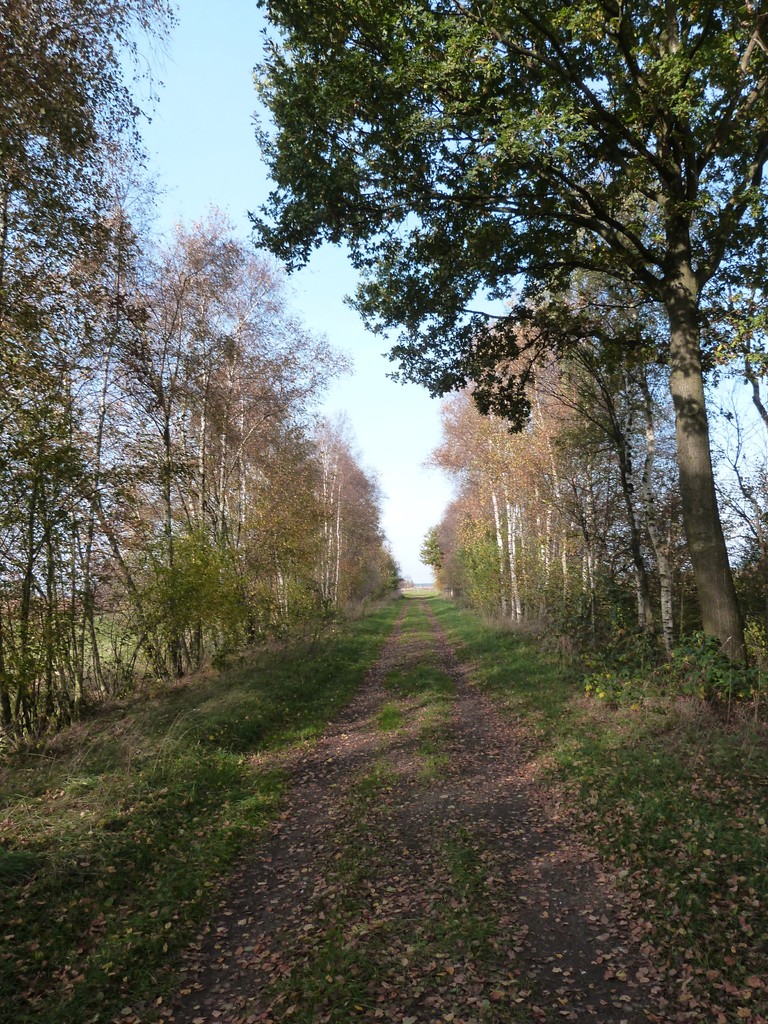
[504,489,522,621]
[43,518,57,722]
[217,426,229,543]
[610,398,655,632]
[638,372,675,653]
[197,371,209,527]
[540,502,552,619]
[665,274,745,662]
[582,470,597,630]
[0,186,9,294]
[334,476,343,603]
[161,409,184,677]
[0,611,12,731]
[490,490,508,616]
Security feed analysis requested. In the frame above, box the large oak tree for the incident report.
[254,0,768,660]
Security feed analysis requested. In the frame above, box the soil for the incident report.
[125,600,690,1024]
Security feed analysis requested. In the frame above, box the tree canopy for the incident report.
[0,0,173,292]
[256,0,767,383]
[255,0,768,658]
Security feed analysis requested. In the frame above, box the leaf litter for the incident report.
[121,601,735,1024]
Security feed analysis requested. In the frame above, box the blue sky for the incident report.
[140,0,453,582]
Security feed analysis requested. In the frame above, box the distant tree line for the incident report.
[421,299,768,671]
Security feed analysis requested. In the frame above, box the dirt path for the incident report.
[131,600,685,1024]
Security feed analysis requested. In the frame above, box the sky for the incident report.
[139,0,454,583]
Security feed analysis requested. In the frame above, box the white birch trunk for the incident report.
[197,375,208,526]
[490,490,508,616]
[333,473,343,603]
[504,489,522,621]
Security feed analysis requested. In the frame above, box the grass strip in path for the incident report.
[429,594,768,1024]
[0,599,401,1024]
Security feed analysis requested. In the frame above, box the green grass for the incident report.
[0,598,401,1024]
[427,593,768,1020]
[377,702,403,731]
[383,661,455,698]
[383,597,455,781]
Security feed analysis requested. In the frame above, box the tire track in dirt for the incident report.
[126,598,686,1024]
[415,601,681,1023]
[127,602,416,1024]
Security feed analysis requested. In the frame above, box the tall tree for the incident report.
[314,418,394,606]
[532,291,674,640]
[0,0,172,329]
[0,0,171,732]
[254,0,768,659]
[116,214,344,670]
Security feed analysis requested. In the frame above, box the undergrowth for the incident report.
[582,625,766,710]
